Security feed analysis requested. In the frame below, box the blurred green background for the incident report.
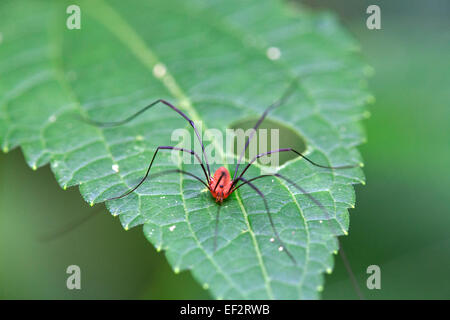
[1,0,449,299]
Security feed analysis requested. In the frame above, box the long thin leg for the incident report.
[212,171,227,251]
[234,173,364,299]
[213,171,226,193]
[38,206,105,242]
[105,146,209,202]
[84,99,211,179]
[214,204,222,252]
[232,79,299,181]
[235,177,297,265]
[40,169,207,241]
[230,148,359,191]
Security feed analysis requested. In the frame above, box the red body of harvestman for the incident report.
[209,167,233,202]
[87,79,364,298]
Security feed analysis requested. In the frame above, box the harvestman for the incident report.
[88,80,364,298]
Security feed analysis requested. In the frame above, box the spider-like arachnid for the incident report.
[89,79,359,266]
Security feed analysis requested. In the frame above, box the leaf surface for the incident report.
[0,0,369,299]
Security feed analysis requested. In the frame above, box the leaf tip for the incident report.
[364,65,375,77]
[363,110,372,119]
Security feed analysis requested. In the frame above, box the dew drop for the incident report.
[270,237,275,243]
[278,246,284,252]
[112,164,119,172]
[48,115,56,123]
[135,135,144,141]
[266,46,281,60]
[169,225,176,232]
[153,63,167,78]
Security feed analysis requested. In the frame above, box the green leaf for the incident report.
[0,0,369,299]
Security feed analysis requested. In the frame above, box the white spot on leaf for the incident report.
[153,63,167,78]
[266,46,281,60]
